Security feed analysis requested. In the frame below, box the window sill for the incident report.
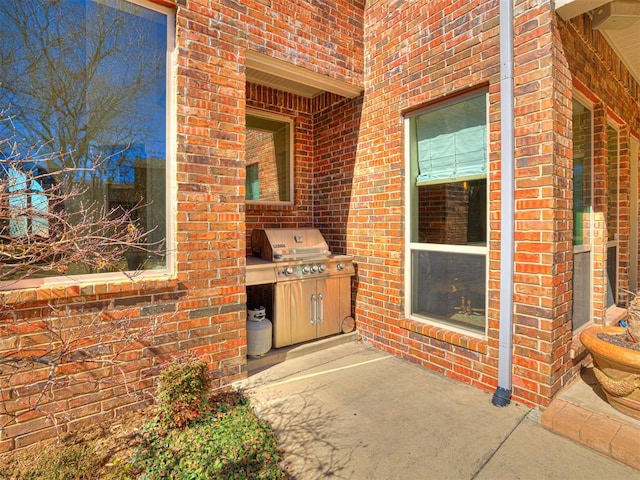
[246,203,296,212]
[0,274,179,306]
[399,318,487,354]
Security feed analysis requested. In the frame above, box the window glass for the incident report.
[571,98,593,332]
[407,91,487,333]
[607,125,618,243]
[415,94,487,185]
[606,125,619,307]
[572,100,592,246]
[412,250,486,332]
[414,179,486,245]
[246,114,292,204]
[0,0,169,276]
[573,250,591,330]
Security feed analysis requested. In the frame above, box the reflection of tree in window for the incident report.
[0,0,169,273]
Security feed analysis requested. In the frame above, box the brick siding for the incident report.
[0,0,365,453]
[3,0,640,454]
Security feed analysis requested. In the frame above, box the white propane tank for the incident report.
[247,306,272,358]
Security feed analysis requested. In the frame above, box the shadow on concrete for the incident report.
[239,381,362,480]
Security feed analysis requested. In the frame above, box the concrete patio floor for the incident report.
[238,336,640,479]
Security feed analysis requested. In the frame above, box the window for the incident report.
[0,0,173,277]
[405,91,488,334]
[245,111,293,204]
[4,164,50,238]
[606,123,620,307]
[572,98,593,331]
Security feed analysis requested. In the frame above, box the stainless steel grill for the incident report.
[247,228,354,348]
[251,228,330,262]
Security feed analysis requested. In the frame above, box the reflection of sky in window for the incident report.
[0,0,166,180]
[87,0,167,159]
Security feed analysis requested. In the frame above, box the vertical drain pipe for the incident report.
[492,0,515,407]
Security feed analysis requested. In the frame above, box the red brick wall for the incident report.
[245,86,364,256]
[352,0,498,394]
[351,0,580,408]
[244,0,364,85]
[314,94,363,253]
[4,0,639,455]
[243,1,365,254]
[345,0,639,410]
[0,0,366,454]
[0,281,186,452]
[0,0,248,453]
[508,3,574,407]
[245,84,315,242]
[560,15,640,318]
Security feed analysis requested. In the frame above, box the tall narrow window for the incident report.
[0,0,172,277]
[406,91,488,334]
[572,99,593,332]
[606,124,620,307]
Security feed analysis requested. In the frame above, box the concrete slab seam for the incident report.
[469,409,532,480]
[250,355,392,390]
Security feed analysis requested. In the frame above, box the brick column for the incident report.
[508,3,575,406]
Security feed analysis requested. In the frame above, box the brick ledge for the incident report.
[398,318,487,354]
[542,398,640,471]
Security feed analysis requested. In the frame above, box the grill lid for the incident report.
[251,228,330,262]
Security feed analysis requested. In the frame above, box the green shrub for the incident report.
[157,353,211,431]
[133,401,287,480]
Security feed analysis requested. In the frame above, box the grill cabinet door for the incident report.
[290,279,319,345]
[315,277,341,338]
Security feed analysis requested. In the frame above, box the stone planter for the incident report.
[580,325,640,421]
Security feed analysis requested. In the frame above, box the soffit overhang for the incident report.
[246,50,363,99]
[556,0,640,84]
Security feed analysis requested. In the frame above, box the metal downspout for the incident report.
[492,0,515,407]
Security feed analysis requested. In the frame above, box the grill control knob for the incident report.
[301,265,310,274]
[318,264,326,273]
[284,267,294,276]
[337,263,345,271]
[310,265,318,274]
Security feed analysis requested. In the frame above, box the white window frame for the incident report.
[245,108,295,207]
[403,90,489,338]
[0,0,176,289]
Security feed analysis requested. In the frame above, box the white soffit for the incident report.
[601,27,640,83]
[555,0,611,20]
[555,0,640,84]
[246,50,363,99]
